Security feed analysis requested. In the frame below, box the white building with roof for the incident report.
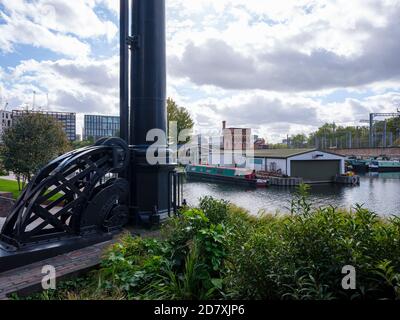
[246,148,346,183]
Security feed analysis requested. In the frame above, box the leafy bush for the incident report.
[92,206,228,300]
[98,235,166,297]
[199,196,229,225]
[27,191,400,300]
[225,191,400,300]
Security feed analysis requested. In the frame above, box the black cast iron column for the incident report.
[129,0,174,224]
[131,0,167,141]
[120,0,129,143]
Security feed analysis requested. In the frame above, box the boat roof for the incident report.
[253,148,343,159]
[188,164,253,171]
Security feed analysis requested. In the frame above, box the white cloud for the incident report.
[169,0,400,92]
[0,0,118,57]
[163,0,400,141]
[0,10,90,57]
[3,56,119,119]
[1,0,400,141]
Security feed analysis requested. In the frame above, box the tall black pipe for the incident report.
[120,0,129,143]
[129,0,172,223]
[130,0,167,145]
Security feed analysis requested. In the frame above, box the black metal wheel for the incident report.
[0,138,130,249]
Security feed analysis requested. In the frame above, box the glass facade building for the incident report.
[84,115,120,141]
[12,110,76,141]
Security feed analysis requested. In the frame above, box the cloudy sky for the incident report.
[0,0,400,142]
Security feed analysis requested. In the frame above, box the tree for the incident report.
[70,136,95,149]
[377,117,400,146]
[167,98,194,141]
[290,134,308,148]
[1,113,70,190]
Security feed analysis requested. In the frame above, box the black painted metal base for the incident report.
[0,231,113,274]
[129,146,179,228]
[137,209,170,227]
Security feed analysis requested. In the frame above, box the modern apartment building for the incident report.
[0,111,12,138]
[84,115,120,141]
[12,110,77,141]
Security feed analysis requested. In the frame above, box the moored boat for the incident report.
[346,158,373,172]
[185,164,259,187]
[369,160,400,172]
[256,179,269,187]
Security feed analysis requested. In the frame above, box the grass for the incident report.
[0,178,23,198]
[0,178,62,201]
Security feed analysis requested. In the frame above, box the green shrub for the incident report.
[94,208,228,300]
[199,196,229,224]
[225,201,400,300]
[26,194,400,301]
[98,234,166,297]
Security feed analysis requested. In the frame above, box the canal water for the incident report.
[183,172,400,217]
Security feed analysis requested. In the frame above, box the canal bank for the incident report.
[183,172,400,216]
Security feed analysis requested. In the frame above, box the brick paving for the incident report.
[0,239,114,300]
[0,227,161,300]
[0,193,14,218]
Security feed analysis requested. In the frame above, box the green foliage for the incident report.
[70,139,94,149]
[0,113,70,187]
[97,235,167,297]
[89,204,228,300]
[308,122,370,147]
[273,117,400,149]
[27,196,400,301]
[152,243,217,300]
[13,277,104,300]
[199,196,229,225]
[225,202,400,300]
[289,134,308,148]
[373,260,400,299]
[167,98,194,143]
[289,183,312,215]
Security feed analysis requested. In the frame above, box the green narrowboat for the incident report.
[369,160,400,172]
[346,158,373,172]
[185,164,258,187]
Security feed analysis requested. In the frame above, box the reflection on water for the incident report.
[183,172,400,216]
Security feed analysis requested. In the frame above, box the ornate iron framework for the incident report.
[0,0,182,273]
[0,138,130,251]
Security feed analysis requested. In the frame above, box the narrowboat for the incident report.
[346,158,373,172]
[185,164,258,187]
[369,160,400,172]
